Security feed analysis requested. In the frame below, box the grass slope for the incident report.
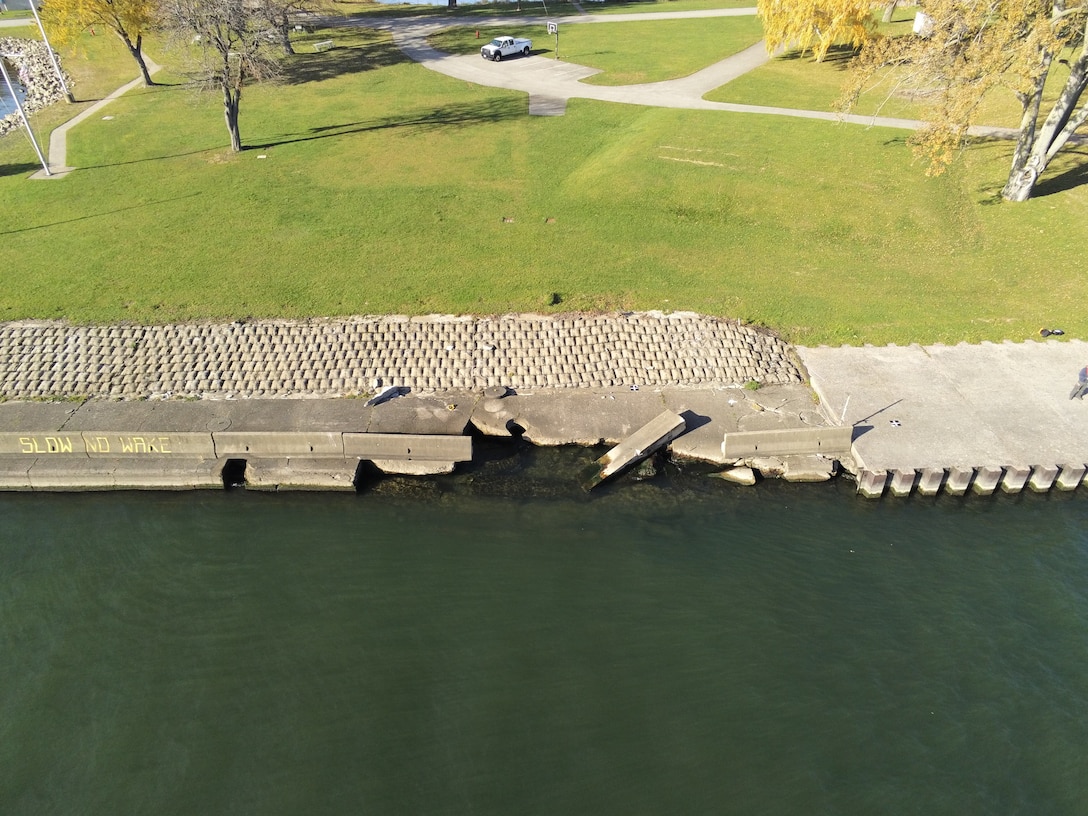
[1,22,1087,347]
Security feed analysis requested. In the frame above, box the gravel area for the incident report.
[0,312,803,400]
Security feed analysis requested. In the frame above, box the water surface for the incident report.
[2,447,1087,815]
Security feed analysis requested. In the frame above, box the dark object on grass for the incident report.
[1041,328,1065,337]
[1069,366,1088,400]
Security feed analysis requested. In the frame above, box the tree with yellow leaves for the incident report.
[841,0,1088,201]
[757,0,876,62]
[42,0,158,86]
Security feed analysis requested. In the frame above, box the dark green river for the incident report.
[2,445,1087,815]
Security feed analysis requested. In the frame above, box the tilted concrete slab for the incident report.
[213,431,345,457]
[367,393,475,436]
[582,409,686,490]
[722,426,852,458]
[471,388,669,447]
[662,384,826,465]
[468,384,828,459]
[343,433,472,462]
[243,458,357,491]
[24,459,221,490]
[369,459,457,476]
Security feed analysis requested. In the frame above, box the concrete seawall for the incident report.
[0,383,839,491]
[3,316,1086,496]
[0,313,839,491]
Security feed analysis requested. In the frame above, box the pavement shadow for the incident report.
[281,35,407,85]
[251,97,526,150]
[0,162,40,178]
[679,409,711,432]
[0,193,202,235]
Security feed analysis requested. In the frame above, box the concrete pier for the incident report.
[945,467,975,496]
[888,469,916,497]
[798,341,1088,498]
[1029,465,1059,492]
[857,469,888,499]
[917,468,945,496]
[972,467,1004,496]
[1001,467,1031,494]
[1057,464,1086,491]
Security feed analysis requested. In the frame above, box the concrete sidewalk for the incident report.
[31,57,162,179]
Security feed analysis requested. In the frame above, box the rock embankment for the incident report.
[0,313,803,400]
[0,37,72,137]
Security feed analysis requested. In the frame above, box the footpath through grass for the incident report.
[431,16,764,84]
[428,14,761,83]
[1,20,1087,347]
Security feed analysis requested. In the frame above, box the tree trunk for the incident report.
[277,14,294,56]
[118,31,155,87]
[1002,50,1088,201]
[224,85,243,152]
[1002,60,1050,201]
[881,1,898,23]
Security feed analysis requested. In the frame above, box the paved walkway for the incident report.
[31,57,161,179]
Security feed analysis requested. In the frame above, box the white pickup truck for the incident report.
[480,36,532,61]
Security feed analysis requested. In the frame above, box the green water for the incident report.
[2,446,1088,815]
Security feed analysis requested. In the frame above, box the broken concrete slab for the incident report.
[582,409,686,490]
[243,458,356,491]
[711,466,757,485]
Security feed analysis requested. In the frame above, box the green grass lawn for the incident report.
[706,7,1069,130]
[708,45,1035,128]
[574,0,759,12]
[2,21,1087,347]
[338,0,756,19]
[429,15,764,84]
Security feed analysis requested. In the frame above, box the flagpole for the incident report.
[0,56,51,176]
[28,1,74,103]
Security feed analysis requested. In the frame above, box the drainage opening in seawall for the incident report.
[222,459,247,490]
[353,459,385,493]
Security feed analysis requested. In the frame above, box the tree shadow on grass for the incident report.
[73,80,192,104]
[281,36,408,85]
[250,96,526,150]
[774,44,859,67]
[1032,149,1088,198]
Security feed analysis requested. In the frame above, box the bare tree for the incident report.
[162,0,281,151]
[254,0,314,56]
